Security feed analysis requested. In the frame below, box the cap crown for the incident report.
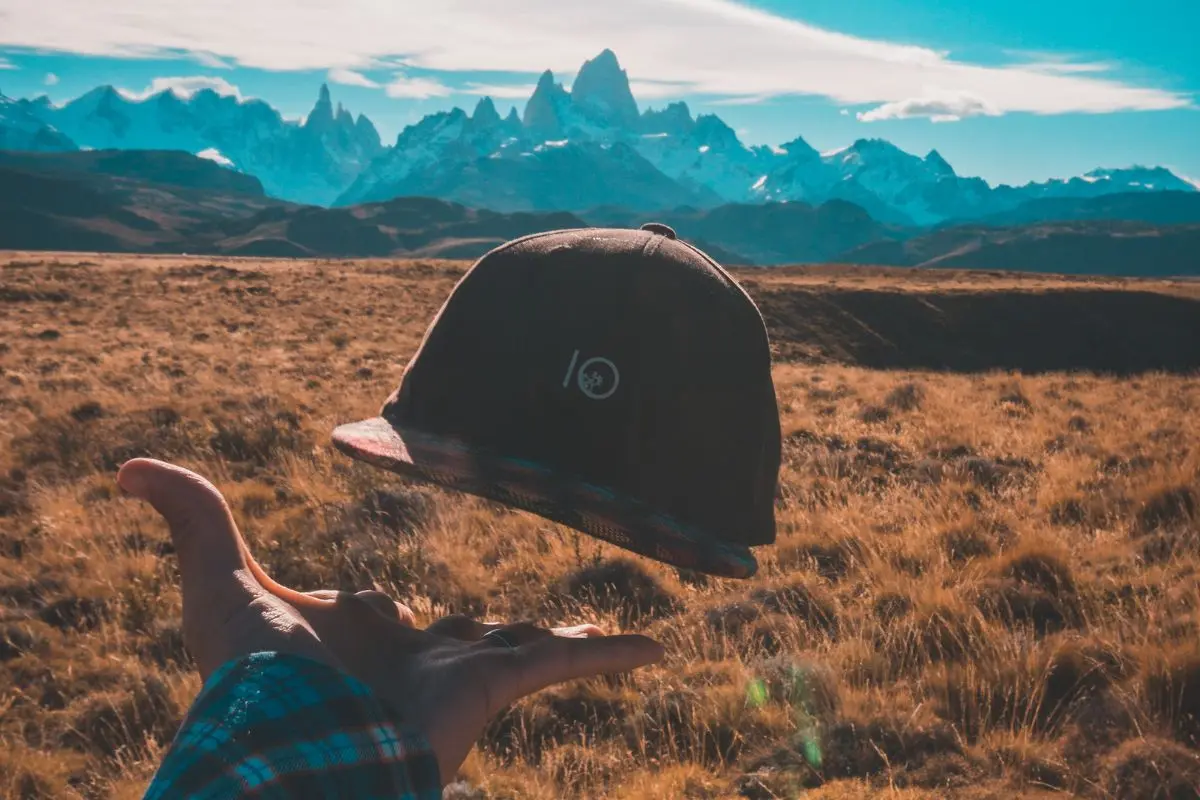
[383,227,781,547]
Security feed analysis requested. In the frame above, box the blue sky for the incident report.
[0,0,1196,187]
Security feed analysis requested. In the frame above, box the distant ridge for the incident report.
[3,50,1194,221]
[2,148,1197,277]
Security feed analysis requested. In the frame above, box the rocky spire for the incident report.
[641,101,695,136]
[924,149,955,176]
[472,96,501,126]
[305,83,335,130]
[523,69,570,137]
[571,49,639,128]
[354,113,383,153]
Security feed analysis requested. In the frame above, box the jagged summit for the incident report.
[305,84,335,130]
[571,48,640,127]
[641,101,694,136]
[523,69,571,136]
[924,149,955,176]
[472,96,501,126]
[780,135,820,159]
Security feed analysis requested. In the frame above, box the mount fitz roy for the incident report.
[3,48,1196,222]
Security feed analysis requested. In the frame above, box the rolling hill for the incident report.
[2,148,1197,276]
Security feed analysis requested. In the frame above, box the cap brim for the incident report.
[331,416,757,578]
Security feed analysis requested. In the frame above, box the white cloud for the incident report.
[118,75,244,101]
[629,80,694,99]
[857,89,1000,122]
[1001,50,1116,75]
[839,108,849,116]
[0,57,15,70]
[0,0,1190,116]
[462,82,535,99]
[328,67,379,88]
[190,50,233,69]
[44,72,59,85]
[1023,61,1115,75]
[384,72,451,99]
[709,95,774,106]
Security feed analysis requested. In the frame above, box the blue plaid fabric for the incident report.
[144,652,441,799]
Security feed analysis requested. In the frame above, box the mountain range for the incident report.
[2,148,1197,276]
[2,83,383,206]
[3,49,1196,223]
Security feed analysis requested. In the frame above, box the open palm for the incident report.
[117,458,664,781]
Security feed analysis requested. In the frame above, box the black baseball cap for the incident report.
[332,224,781,578]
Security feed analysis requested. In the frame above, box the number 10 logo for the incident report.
[562,349,620,400]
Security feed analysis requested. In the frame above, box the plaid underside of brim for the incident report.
[336,418,758,578]
[144,652,442,800]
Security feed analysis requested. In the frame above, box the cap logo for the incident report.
[563,349,620,401]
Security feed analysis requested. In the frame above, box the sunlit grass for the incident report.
[1,253,1198,798]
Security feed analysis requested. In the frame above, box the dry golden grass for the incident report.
[2,252,1199,799]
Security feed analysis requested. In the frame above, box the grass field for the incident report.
[2,252,1200,799]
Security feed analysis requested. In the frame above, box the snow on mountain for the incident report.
[196,147,234,168]
[1006,166,1199,200]
[343,50,1194,222]
[634,104,773,202]
[8,49,1195,220]
[25,83,383,205]
[750,138,998,225]
[0,92,77,152]
[337,92,712,211]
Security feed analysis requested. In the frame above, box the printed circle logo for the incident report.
[576,357,620,400]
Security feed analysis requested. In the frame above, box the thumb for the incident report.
[118,459,262,667]
[118,458,250,592]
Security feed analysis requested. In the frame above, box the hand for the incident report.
[116,458,664,781]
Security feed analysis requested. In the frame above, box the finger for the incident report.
[550,624,605,639]
[304,590,416,627]
[118,459,255,603]
[433,617,607,647]
[492,633,665,703]
[117,458,268,675]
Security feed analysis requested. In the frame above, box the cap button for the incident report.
[640,222,677,239]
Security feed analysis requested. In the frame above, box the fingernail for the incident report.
[117,464,148,499]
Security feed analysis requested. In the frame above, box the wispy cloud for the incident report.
[629,80,695,100]
[462,82,536,99]
[1001,49,1117,75]
[857,89,1000,122]
[118,75,244,101]
[384,72,452,99]
[328,67,379,88]
[0,0,1191,116]
[0,57,15,70]
[1024,61,1116,75]
[190,50,233,69]
[44,72,59,85]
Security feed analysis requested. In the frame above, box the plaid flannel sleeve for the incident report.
[144,651,442,800]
